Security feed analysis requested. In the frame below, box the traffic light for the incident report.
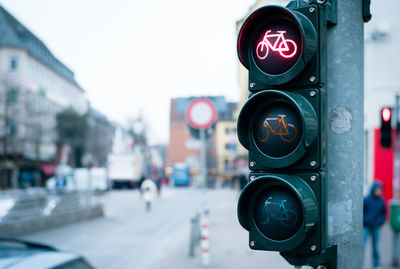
[236,1,337,267]
[380,106,392,148]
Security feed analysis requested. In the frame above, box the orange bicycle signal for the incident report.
[257,113,298,143]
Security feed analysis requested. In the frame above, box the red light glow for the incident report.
[382,107,391,122]
[256,30,298,60]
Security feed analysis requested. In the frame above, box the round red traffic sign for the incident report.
[186,98,217,130]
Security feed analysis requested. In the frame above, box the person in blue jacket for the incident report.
[363,181,387,269]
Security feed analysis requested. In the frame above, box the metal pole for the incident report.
[189,216,196,257]
[200,129,207,190]
[394,94,400,200]
[199,128,210,266]
[392,94,400,266]
[326,1,364,268]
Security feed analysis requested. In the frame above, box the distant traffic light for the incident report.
[380,106,392,148]
[236,1,336,268]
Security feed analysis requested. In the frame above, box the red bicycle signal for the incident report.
[256,30,298,60]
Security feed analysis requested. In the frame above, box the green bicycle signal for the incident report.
[261,197,298,227]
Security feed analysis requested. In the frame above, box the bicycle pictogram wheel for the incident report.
[280,209,298,227]
[280,124,298,143]
[256,41,269,60]
[278,39,297,58]
[257,123,270,142]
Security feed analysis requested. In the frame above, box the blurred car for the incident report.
[0,238,93,269]
[74,168,110,193]
[172,163,190,187]
[46,167,109,193]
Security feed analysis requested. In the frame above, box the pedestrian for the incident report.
[155,176,162,197]
[363,181,387,269]
[140,178,157,212]
[138,176,145,191]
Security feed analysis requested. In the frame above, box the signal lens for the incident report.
[253,19,301,75]
[253,185,303,241]
[253,101,302,158]
[382,107,391,122]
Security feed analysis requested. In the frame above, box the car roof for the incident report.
[0,250,81,269]
[0,238,82,269]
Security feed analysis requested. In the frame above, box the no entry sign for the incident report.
[186,98,217,130]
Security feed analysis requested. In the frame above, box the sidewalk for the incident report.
[191,190,399,269]
[364,224,398,269]
[146,189,290,269]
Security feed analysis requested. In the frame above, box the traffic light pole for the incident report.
[326,0,364,268]
[200,128,207,191]
[394,94,400,201]
[200,128,211,266]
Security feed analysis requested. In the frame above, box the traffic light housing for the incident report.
[236,1,337,267]
[380,106,392,148]
[238,172,325,254]
[237,3,325,90]
[237,88,325,170]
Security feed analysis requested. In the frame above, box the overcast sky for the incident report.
[0,0,255,144]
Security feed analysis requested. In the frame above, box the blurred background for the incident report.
[0,0,397,268]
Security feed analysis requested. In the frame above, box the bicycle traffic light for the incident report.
[236,1,336,268]
[380,106,392,148]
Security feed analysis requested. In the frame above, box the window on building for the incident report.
[225,143,237,152]
[6,87,19,107]
[9,56,18,72]
[225,127,230,134]
[38,88,46,97]
[6,119,17,136]
[224,159,229,170]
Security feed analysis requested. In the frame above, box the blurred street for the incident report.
[0,0,398,268]
[21,188,289,269]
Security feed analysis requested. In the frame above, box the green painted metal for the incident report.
[390,201,400,232]
[237,172,326,255]
[235,0,336,267]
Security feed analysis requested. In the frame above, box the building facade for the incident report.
[364,0,400,199]
[0,5,87,188]
[215,120,237,184]
[167,96,237,186]
[84,108,115,167]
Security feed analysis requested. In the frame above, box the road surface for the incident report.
[21,188,290,269]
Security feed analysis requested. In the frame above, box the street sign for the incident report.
[186,98,217,130]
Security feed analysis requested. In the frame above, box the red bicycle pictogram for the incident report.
[256,30,298,60]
